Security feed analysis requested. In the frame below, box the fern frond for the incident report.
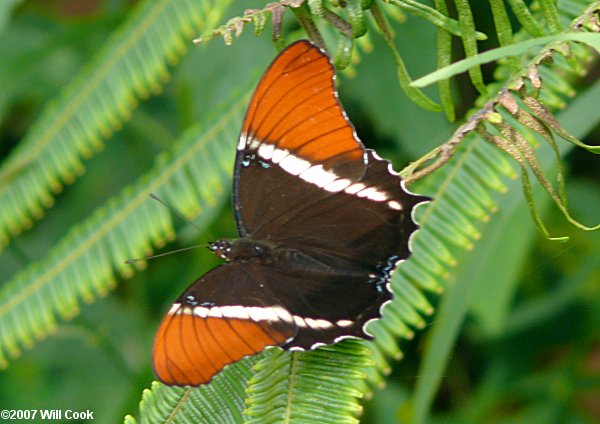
[0,0,231,250]
[0,90,250,368]
[125,356,258,424]
[128,342,371,424]
[406,1,600,419]
[196,0,296,45]
[411,77,600,422]
[245,342,371,423]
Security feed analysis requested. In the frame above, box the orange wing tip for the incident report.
[240,40,365,180]
[153,307,295,386]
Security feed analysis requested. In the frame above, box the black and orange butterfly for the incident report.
[152,40,427,386]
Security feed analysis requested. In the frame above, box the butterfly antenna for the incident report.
[123,193,218,265]
[125,245,206,264]
[149,193,206,233]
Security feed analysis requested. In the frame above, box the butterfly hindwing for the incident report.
[152,264,297,386]
[246,265,391,349]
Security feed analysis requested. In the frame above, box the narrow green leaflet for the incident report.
[0,0,22,34]
[412,33,600,88]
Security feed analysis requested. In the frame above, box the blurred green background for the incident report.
[0,1,599,423]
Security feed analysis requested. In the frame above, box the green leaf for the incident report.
[488,0,519,72]
[412,33,600,88]
[539,0,563,33]
[0,0,22,34]
[384,0,488,40]
[245,343,370,423]
[433,0,455,121]
[409,72,600,424]
[505,0,547,37]
[126,356,258,424]
[0,90,249,368]
[0,0,231,250]
[452,0,487,93]
[370,1,442,112]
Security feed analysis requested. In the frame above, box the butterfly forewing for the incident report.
[232,41,428,349]
[240,41,364,174]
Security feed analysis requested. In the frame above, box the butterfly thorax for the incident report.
[210,238,370,279]
[209,238,326,273]
[209,238,273,262]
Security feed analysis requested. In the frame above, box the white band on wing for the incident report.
[171,303,354,330]
[171,303,294,324]
[240,134,402,210]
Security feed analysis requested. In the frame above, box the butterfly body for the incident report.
[152,40,428,386]
[208,238,274,262]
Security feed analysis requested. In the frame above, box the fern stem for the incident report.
[284,352,300,424]
[165,388,192,424]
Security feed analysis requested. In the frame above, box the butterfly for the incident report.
[152,40,428,386]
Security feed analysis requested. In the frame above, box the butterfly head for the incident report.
[208,240,233,260]
[209,238,273,262]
